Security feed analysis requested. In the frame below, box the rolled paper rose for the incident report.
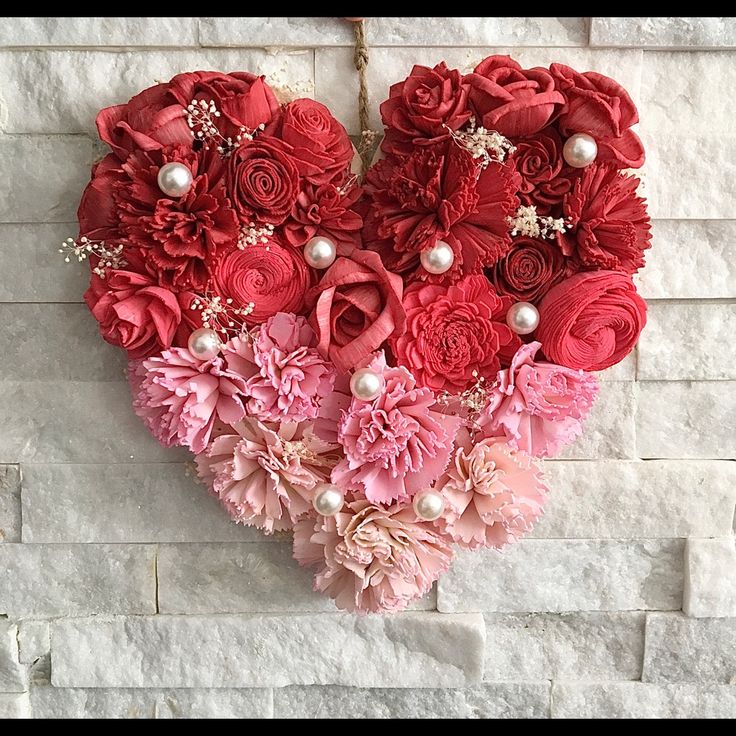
[306,250,405,373]
[465,55,565,138]
[536,270,647,371]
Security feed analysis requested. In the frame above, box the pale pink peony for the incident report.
[195,417,340,533]
[293,499,453,613]
[482,341,599,458]
[129,348,248,454]
[436,435,548,550]
[332,352,460,505]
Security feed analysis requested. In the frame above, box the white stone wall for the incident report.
[0,16,734,719]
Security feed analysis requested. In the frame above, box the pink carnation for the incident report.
[293,499,453,613]
[436,436,548,550]
[332,352,460,505]
[129,348,248,454]
[482,341,599,458]
[196,418,339,534]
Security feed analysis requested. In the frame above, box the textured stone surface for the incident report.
[21,463,256,543]
[0,17,198,46]
[643,612,736,683]
[438,540,683,613]
[684,538,736,618]
[30,687,272,719]
[535,460,736,538]
[0,381,187,463]
[552,682,736,718]
[0,49,314,136]
[0,622,25,692]
[0,692,30,719]
[0,136,100,223]
[17,621,50,665]
[51,613,485,688]
[0,465,21,542]
[484,613,645,681]
[596,353,636,382]
[636,381,736,459]
[0,544,155,617]
[591,17,736,48]
[636,220,736,299]
[557,382,636,460]
[200,16,353,46]
[274,683,550,719]
[0,305,124,381]
[638,302,736,380]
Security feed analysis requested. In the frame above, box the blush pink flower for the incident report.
[482,341,599,458]
[129,348,248,454]
[293,499,453,614]
[332,352,460,505]
[196,418,340,534]
[244,312,336,422]
[436,436,548,550]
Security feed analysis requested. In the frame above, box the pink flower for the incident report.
[129,348,248,454]
[436,436,548,550]
[332,352,460,505]
[482,342,599,458]
[196,418,339,534]
[293,499,453,613]
[243,312,336,422]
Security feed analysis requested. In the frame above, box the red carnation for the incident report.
[560,164,651,274]
[391,275,521,394]
[536,271,647,372]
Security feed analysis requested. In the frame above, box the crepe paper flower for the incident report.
[332,352,460,505]
[196,418,340,534]
[482,341,599,458]
[293,499,453,614]
[129,347,248,454]
[436,435,548,550]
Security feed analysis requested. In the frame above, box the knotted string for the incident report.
[351,19,375,174]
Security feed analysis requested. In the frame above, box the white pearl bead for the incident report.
[420,240,454,275]
[563,133,598,168]
[304,236,337,270]
[506,302,540,335]
[413,490,445,522]
[312,484,344,516]
[349,368,384,402]
[187,328,221,361]
[157,162,194,197]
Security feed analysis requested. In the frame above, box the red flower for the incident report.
[227,139,300,225]
[363,144,519,283]
[169,70,280,140]
[391,275,520,393]
[536,270,647,372]
[306,250,405,373]
[380,62,471,156]
[276,99,354,185]
[551,64,645,168]
[77,153,126,241]
[489,236,568,303]
[560,164,651,274]
[465,56,564,138]
[214,237,314,326]
[283,182,363,253]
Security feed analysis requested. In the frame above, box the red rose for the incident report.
[551,64,645,168]
[380,62,471,156]
[96,83,190,161]
[536,271,647,372]
[284,182,363,253]
[391,275,521,393]
[77,154,125,241]
[227,139,299,225]
[214,238,314,326]
[364,145,519,283]
[169,71,280,140]
[465,56,564,138]
[277,99,353,184]
[489,237,568,303]
[306,250,405,373]
[560,163,651,274]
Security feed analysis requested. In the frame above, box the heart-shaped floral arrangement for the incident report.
[67,57,650,613]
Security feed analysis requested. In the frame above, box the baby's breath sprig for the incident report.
[435,371,493,436]
[506,205,570,240]
[238,222,275,249]
[445,116,516,169]
[58,236,127,279]
[186,98,265,156]
[190,293,254,338]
